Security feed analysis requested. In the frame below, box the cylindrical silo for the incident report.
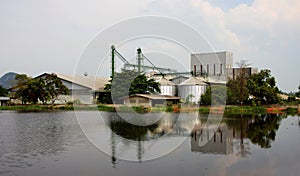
[178,77,207,103]
[156,77,176,96]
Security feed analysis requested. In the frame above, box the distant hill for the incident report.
[0,72,18,89]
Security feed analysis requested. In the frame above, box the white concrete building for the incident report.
[191,51,233,78]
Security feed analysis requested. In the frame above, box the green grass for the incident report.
[224,106,267,114]
[283,107,298,115]
[198,107,210,114]
[0,105,54,112]
[1,104,299,116]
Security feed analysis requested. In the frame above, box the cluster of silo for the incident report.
[153,74,208,104]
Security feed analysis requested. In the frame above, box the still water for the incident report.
[0,111,300,176]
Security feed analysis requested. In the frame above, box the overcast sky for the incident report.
[0,0,299,92]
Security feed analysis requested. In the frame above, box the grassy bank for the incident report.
[0,104,115,112]
[0,104,299,115]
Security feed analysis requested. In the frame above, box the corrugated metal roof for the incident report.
[125,94,180,100]
[56,73,109,90]
[179,77,207,86]
[156,77,175,86]
[206,77,226,84]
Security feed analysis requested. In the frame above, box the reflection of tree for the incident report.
[247,114,282,148]
[222,114,251,157]
[236,115,251,157]
[109,120,158,141]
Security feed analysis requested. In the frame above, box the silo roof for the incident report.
[156,77,176,86]
[179,77,207,86]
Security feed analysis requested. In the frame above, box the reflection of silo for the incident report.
[156,77,176,96]
[178,77,207,103]
[191,123,233,155]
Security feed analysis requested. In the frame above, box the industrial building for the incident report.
[191,51,233,78]
[35,73,109,104]
[34,47,258,105]
[191,51,257,80]
[0,97,10,106]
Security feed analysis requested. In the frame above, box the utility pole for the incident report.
[111,45,115,78]
[137,48,142,73]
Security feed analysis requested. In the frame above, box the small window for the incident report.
[214,64,216,76]
[207,64,209,75]
[220,64,223,74]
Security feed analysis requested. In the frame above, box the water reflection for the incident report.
[107,112,286,164]
[0,112,85,174]
[247,114,283,148]
[0,111,293,175]
[191,114,285,157]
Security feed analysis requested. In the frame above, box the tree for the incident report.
[41,74,69,105]
[200,85,227,105]
[247,114,282,148]
[296,84,300,97]
[104,70,160,103]
[246,69,279,104]
[236,60,251,105]
[0,86,8,96]
[12,73,68,104]
[226,78,249,105]
[12,74,32,104]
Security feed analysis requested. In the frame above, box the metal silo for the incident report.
[156,77,176,96]
[178,77,207,103]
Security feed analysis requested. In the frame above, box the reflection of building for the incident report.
[191,123,233,155]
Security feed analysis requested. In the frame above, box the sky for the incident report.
[0,0,299,92]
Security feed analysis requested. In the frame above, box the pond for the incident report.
[0,111,299,176]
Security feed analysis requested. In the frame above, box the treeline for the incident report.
[7,73,68,105]
[200,69,293,105]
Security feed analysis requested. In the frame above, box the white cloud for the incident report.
[0,0,299,91]
[142,0,300,91]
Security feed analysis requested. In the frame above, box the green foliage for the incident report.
[224,106,266,114]
[185,94,194,104]
[247,114,282,148]
[41,74,69,104]
[198,107,210,114]
[200,85,227,105]
[97,104,116,112]
[104,70,160,103]
[247,69,279,104]
[13,74,41,104]
[0,85,8,96]
[227,78,249,105]
[12,73,69,104]
[284,107,298,115]
[296,84,300,97]
[200,87,211,105]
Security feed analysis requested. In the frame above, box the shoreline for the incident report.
[0,104,299,115]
